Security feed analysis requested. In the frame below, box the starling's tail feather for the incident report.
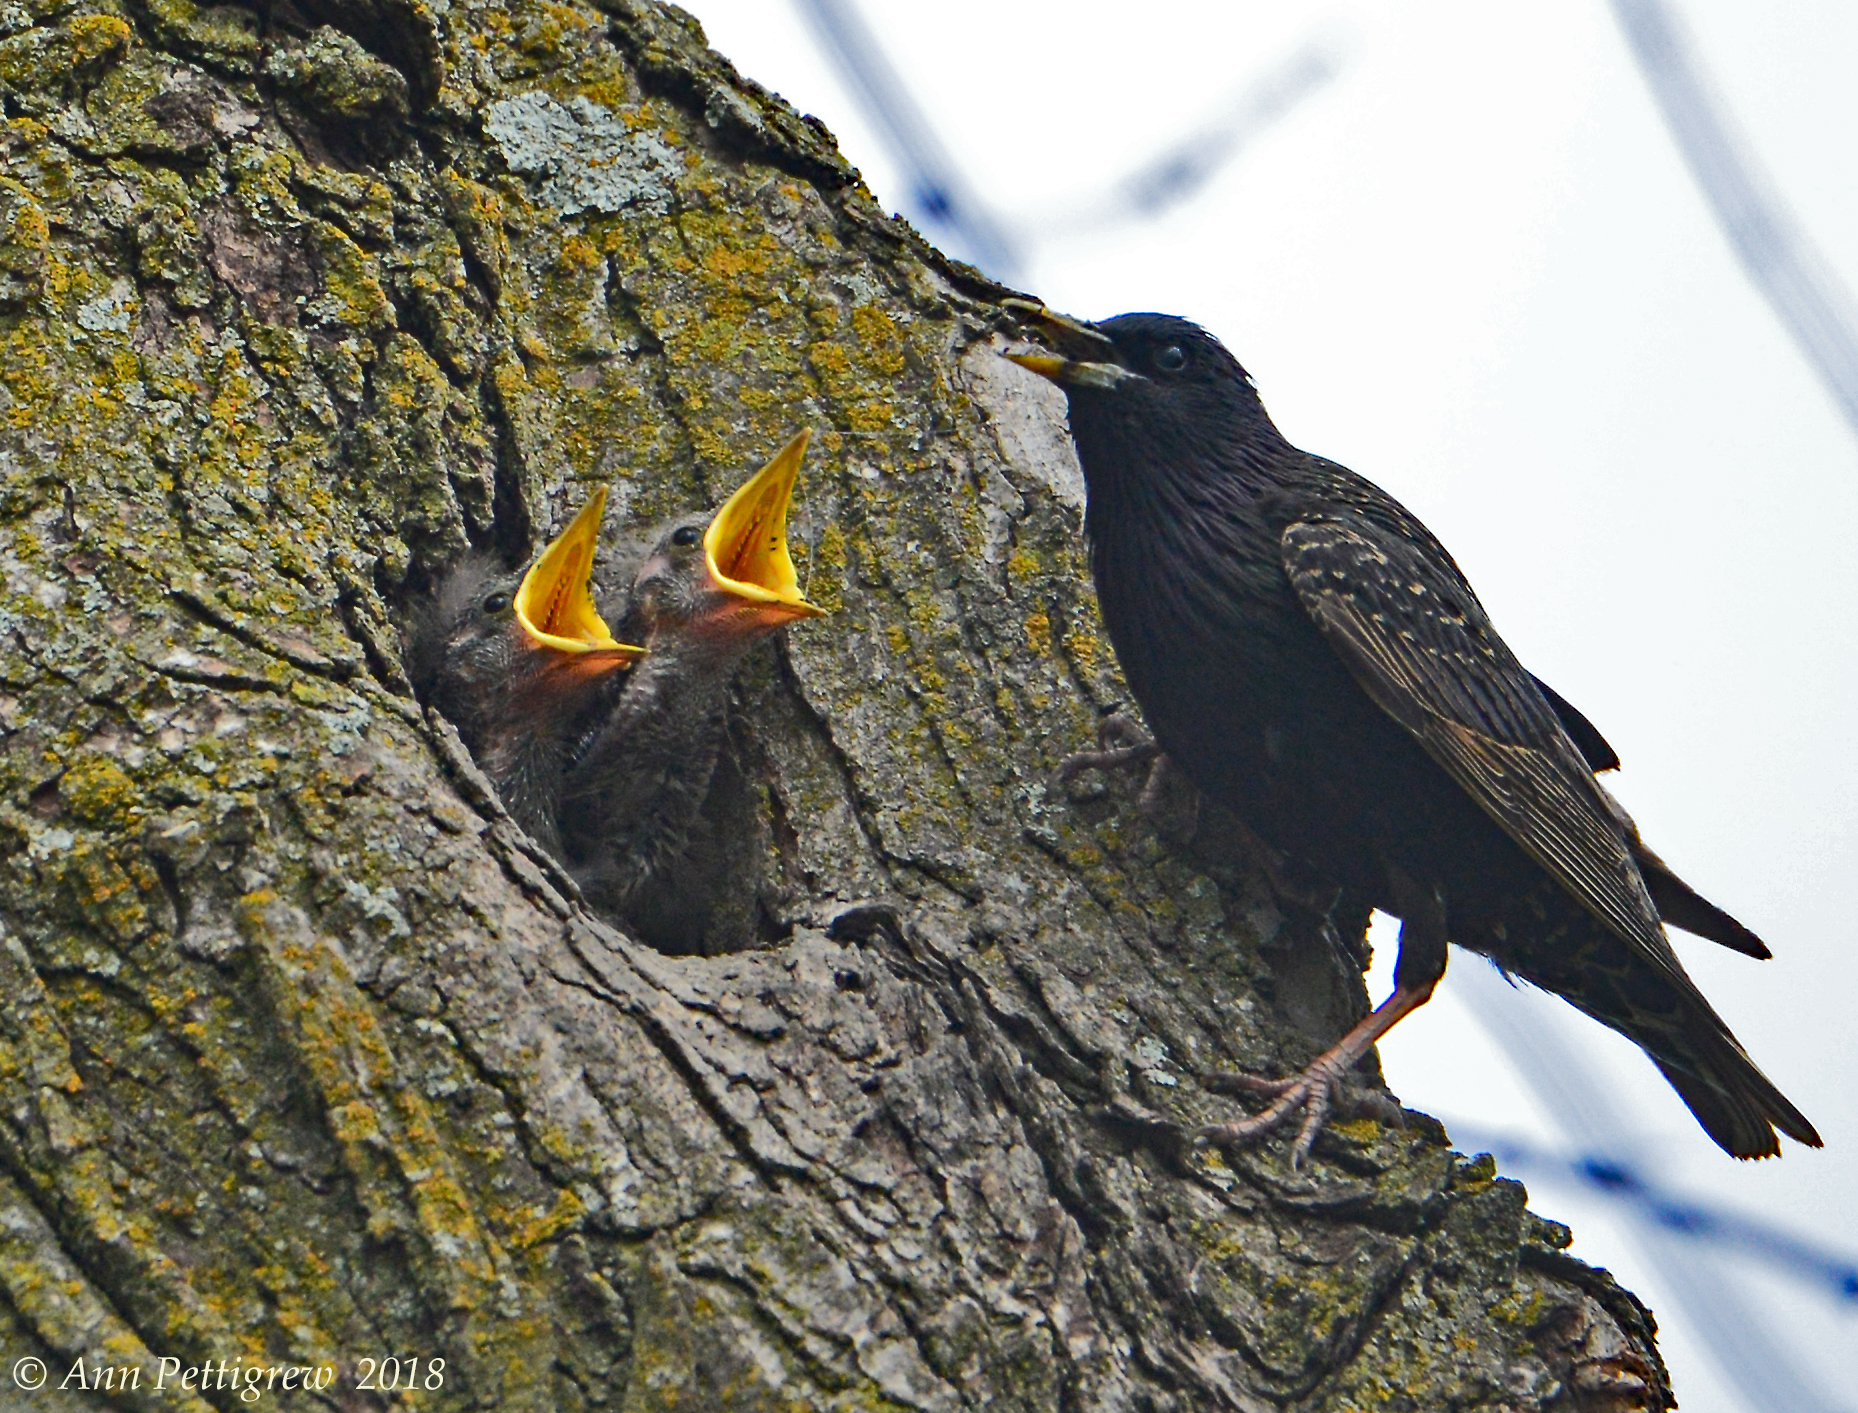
[1643,1014,1822,1159]
[1594,783,1772,959]
[1497,897,1819,1159]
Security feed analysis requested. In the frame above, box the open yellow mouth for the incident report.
[515,487,646,662]
[702,429,826,621]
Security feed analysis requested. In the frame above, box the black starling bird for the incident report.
[407,489,644,855]
[558,431,824,943]
[1006,306,1818,1165]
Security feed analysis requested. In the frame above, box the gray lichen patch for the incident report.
[485,90,683,216]
[74,277,134,332]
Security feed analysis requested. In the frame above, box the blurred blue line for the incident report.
[788,0,1024,280]
[1446,1121,1858,1306]
[1455,962,1853,1413]
[789,0,1341,276]
[1110,39,1342,223]
[1612,0,1858,440]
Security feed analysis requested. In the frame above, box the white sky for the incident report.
[681,3,1858,1407]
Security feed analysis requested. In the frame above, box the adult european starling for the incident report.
[1006,306,1818,1164]
[558,431,824,941]
[407,489,644,855]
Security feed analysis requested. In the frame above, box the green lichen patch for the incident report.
[265,26,410,125]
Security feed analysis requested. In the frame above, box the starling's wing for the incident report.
[1280,514,1672,965]
[1515,674,1764,955]
[1532,675,1621,773]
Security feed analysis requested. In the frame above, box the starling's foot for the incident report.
[1056,713,1198,834]
[1196,977,1436,1170]
[1200,1064,1406,1169]
[1055,712,1159,788]
[1197,1051,1362,1170]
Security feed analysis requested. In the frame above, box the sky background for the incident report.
[678,3,1858,1406]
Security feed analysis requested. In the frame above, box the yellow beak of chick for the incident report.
[514,487,646,666]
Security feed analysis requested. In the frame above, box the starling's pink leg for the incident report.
[1201,880,1447,1169]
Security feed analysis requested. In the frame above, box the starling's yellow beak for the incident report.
[1004,348,1146,390]
[702,429,826,623]
[516,488,646,666]
[1000,299,1144,391]
[1002,350,1068,379]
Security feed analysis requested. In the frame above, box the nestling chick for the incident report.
[406,490,643,855]
[558,431,824,948]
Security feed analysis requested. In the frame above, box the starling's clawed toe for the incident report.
[1134,752,1196,832]
[1056,740,1157,798]
[1056,710,1159,787]
[1056,712,1167,810]
[1202,1070,1304,1098]
[1199,1055,1347,1170]
[1094,710,1156,756]
[1200,1063,1407,1169]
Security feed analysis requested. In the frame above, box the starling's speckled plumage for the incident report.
[1009,309,1817,1163]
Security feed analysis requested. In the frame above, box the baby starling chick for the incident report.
[559,431,824,944]
[407,489,643,855]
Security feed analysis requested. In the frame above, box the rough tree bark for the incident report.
[0,0,1674,1407]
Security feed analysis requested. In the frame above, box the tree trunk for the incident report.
[0,0,1672,1407]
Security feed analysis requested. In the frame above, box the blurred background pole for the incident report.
[1016,36,1346,243]
[791,0,1343,279]
[789,0,1024,280]
[1612,0,1858,441]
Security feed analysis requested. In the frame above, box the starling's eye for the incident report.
[1154,345,1187,372]
[671,525,702,548]
[481,592,511,615]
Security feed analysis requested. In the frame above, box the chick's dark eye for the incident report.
[1154,344,1187,372]
[481,592,511,615]
[671,525,702,548]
